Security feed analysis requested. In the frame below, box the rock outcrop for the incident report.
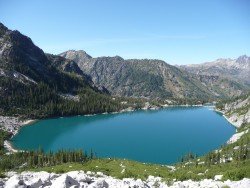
[1,171,250,188]
[217,94,250,144]
[223,95,250,128]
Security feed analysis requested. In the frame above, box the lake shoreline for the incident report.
[1,117,37,153]
[213,109,239,128]
[213,108,249,145]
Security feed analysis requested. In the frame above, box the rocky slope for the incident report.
[46,54,86,77]
[217,94,250,128]
[0,23,90,88]
[1,171,250,188]
[196,74,247,98]
[180,56,250,86]
[60,50,248,99]
[216,93,250,145]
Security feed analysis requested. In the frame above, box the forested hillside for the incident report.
[0,23,123,118]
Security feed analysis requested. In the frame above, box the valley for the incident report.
[0,21,249,187]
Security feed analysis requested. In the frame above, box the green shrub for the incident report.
[223,169,247,181]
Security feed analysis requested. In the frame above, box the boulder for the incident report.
[214,175,223,180]
[0,180,5,187]
[21,171,52,186]
[225,178,250,188]
[50,174,80,188]
[88,179,109,188]
[66,171,92,183]
[5,175,26,188]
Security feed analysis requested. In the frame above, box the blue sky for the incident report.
[0,0,249,65]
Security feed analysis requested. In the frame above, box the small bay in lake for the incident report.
[11,107,235,164]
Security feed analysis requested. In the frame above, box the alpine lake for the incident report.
[11,106,235,164]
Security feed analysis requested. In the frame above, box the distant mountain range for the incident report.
[180,56,250,86]
[0,21,249,118]
[60,50,249,99]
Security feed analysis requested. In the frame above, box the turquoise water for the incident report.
[11,107,235,164]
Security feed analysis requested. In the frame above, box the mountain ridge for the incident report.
[60,50,249,99]
[1,21,249,106]
[180,55,250,86]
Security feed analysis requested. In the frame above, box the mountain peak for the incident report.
[59,50,92,61]
[0,22,8,31]
[0,22,9,37]
[180,55,250,86]
[113,55,124,61]
[236,55,249,64]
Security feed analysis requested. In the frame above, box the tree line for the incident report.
[0,77,123,119]
[0,149,94,171]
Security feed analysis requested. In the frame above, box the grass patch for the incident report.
[20,158,250,181]
[24,158,172,180]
